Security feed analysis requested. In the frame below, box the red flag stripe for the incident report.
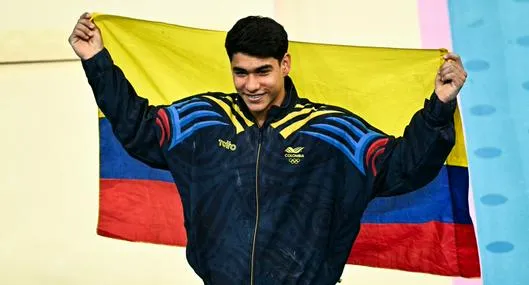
[98,179,480,277]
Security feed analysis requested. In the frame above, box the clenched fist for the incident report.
[68,12,104,60]
[435,53,468,103]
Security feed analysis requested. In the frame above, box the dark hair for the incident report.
[225,16,288,62]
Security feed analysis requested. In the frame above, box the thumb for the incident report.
[435,70,442,85]
[90,24,104,47]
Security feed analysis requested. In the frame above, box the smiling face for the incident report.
[230,52,291,124]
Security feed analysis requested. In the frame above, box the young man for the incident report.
[69,12,467,285]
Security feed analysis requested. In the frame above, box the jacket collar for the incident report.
[237,75,299,126]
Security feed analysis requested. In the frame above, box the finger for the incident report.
[444,53,464,70]
[439,63,455,74]
[73,29,90,41]
[441,65,467,81]
[440,65,463,77]
[443,52,462,63]
[80,12,91,20]
[438,66,457,80]
[439,61,466,77]
[75,23,93,37]
[77,18,96,30]
[439,71,466,85]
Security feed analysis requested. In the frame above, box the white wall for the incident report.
[0,0,454,284]
[0,0,275,62]
[275,0,422,48]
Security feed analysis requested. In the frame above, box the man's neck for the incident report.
[253,111,267,127]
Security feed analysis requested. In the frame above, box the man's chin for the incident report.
[243,101,268,113]
[247,105,267,114]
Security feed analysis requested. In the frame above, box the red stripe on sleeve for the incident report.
[157,109,171,140]
[370,148,386,176]
[155,118,166,146]
[365,138,389,174]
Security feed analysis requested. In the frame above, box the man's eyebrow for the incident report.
[255,65,273,72]
[232,67,247,73]
[232,64,273,73]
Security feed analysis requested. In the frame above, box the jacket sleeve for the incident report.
[83,48,169,169]
[366,92,457,197]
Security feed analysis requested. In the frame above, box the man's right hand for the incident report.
[68,12,104,60]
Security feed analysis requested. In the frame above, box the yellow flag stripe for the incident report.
[447,107,468,167]
[92,14,468,167]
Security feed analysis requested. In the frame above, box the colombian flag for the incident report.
[92,14,480,277]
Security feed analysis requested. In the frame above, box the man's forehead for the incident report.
[231,53,278,69]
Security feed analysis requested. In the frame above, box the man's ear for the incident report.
[281,53,291,76]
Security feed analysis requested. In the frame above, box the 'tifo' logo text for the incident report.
[285,146,304,165]
[218,139,237,151]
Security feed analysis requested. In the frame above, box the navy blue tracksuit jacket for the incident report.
[83,48,456,285]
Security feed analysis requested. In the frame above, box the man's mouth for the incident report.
[245,93,265,102]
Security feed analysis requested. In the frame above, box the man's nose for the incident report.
[245,74,260,93]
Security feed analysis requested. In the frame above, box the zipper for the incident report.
[250,128,263,285]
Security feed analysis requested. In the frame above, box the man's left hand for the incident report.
[435,53,467,103]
